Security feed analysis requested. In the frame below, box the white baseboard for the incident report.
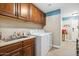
[52,45,61,48]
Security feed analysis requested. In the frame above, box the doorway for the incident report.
[62,16,78,42]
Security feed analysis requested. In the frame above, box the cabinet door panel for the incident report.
[42,13,46,26]
[22,39,35,56]
[37,10,42,24]
[0,3,17,17]
[30,4,38,23]
[23,45,34,56]
[18,3,30,21]
[30,4,46,26]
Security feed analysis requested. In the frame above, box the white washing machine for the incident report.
[30,30,52,56]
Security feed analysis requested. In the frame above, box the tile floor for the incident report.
[47,41,76,56]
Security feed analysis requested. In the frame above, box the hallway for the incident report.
[48,41,76,56]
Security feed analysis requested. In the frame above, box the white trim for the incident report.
[53,45,61,48]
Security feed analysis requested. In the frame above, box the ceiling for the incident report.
[33,3,79,13]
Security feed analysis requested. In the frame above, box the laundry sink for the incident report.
[2,36,28,42]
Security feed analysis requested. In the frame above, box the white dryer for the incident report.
[30,30,52,56]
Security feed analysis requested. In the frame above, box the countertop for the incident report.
[0,35,36,47]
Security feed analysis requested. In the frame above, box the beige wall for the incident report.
[0,15,42,29]
[44,14,61,48]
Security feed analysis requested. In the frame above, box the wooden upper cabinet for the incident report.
[37,10,46,26]
[0,3,17,17]
[42,13,46,26]
[38,12,45,26]
[30,4,40,24]
[30,4,46,26]
[37,10,42,24]
[0,3,46,26]
[17,3,30,21]
[30,4,37,23]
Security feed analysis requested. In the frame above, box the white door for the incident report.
[71,16,78,41]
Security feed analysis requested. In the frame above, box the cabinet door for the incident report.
[42,13,46,26]
[37,10,42,24]
[0,3,17,17]
[22,38,35,56]
[30,4,45,26]
[30,4,38,23]
[18,3,30,21]
[37,10,46,26]
[23,45,34,56]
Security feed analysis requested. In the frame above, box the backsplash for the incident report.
[0,28,45,40]
[0,15,43,40]
[0,28,29,39]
